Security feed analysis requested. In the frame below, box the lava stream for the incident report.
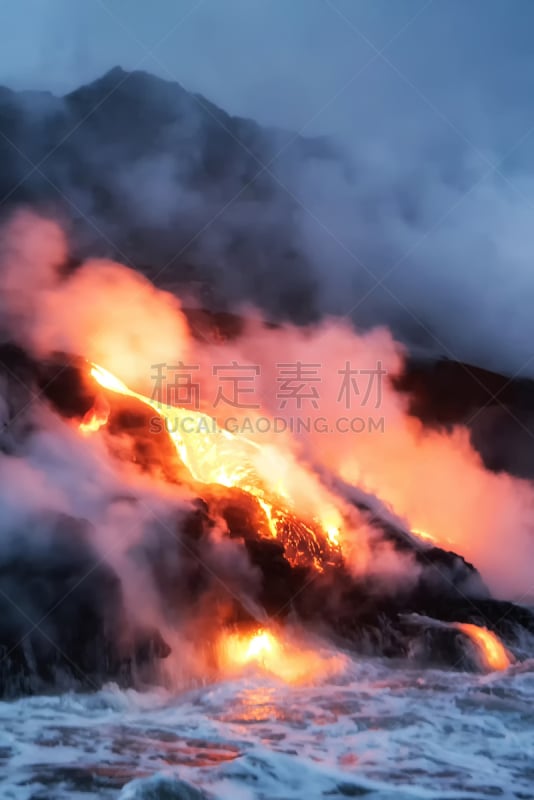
[84,363,344,567]
[455,622,512,671]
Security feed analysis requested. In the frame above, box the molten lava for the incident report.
[217,627,345,683]
[79,394,110,433]
[455,622,512,671]
[235,629,277,666]
[73,365,524,678]
[84,363,344,568]
[217,628,280,678]
[411,528,435,544]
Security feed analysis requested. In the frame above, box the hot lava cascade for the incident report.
[68,358,532,682]
[0,337,529,699]
[85,362,345,571]
[454,623,512,671]
[1,211,533,694]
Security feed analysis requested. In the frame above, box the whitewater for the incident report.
[1,647,533,800]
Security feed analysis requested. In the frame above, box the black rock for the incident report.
[396,356,534,478]
[0,68,337,323]
[0,511,170,698]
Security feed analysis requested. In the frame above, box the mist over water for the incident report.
[2,656,534,799]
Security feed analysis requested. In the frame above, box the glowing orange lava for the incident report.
[85,363,344,567]
[237,630,277,665]
[455,622,512,671]
[217,627,345,683]
[412,527,438,544]
[79,394,110,434]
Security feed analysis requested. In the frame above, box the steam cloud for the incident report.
[3,1,534,375]
[2,4,534,683]
[0,210,533,603]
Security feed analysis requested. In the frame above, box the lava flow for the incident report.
[455,623,512,671]
[79,394,110,433]
[79,363,517,676]
[83,363,344,569]
[217,627,345,683]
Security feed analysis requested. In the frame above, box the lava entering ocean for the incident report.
[76,361,521,678]
[454,623,512,671]
[1,212,533,697]
[217,627,346,683]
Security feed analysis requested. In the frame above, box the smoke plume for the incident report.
[0,209,533,602]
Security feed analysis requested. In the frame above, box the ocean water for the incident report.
[1,648,533,800]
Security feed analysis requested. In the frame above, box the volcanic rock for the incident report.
[0,67,333,323]
[396,355,534,478]
[2,346,533,694]
[0,511,170,699]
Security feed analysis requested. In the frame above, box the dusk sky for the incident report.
[1,0,534,152]
[2,1,534,373]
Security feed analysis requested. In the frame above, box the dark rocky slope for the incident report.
[0,344,532,696]
[1,68,534,693]
[0,67,336,322]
